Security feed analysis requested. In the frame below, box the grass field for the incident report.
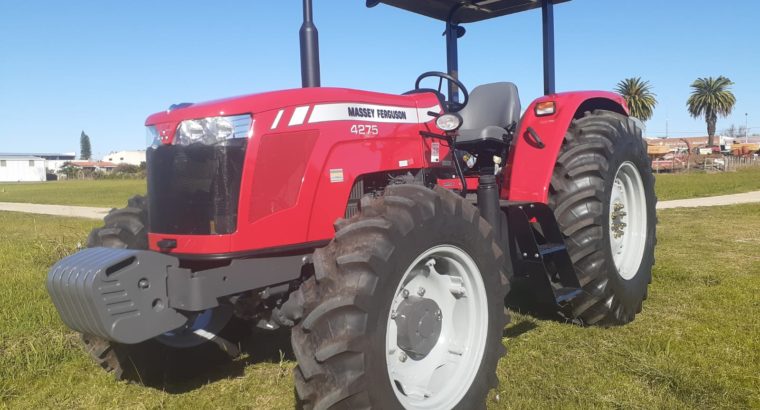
[1,205,758,409]
[0,180,146,208]
[654,166,760,201]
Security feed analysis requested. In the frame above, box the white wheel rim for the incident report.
[609,161,648,280]
[385,245,489,409]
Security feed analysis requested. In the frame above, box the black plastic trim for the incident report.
[169,240,331,262]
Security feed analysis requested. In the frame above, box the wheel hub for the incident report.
[394,295,442,359]
[610,201,628,239]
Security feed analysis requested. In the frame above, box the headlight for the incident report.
[436,113,463,132]
[174,114,252,146]
[146,126,160,148]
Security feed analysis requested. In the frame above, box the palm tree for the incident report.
[615,77,657,122]
[687,76,736,147]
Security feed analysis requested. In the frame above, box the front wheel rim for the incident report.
[609,161,648,280]
[385,245,489,409]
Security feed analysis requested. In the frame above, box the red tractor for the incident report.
[47,1,656,408]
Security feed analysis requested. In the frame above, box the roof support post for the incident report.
[542,0,556,95]
[300,0,321,87]
[445,22,459,104]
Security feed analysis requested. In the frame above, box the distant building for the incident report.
[69,161,117,172]
[0,152,75,172]
[103,150,145,166]
[0,155,46,182]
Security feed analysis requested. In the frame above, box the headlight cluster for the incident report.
[435,113,463,132]
[174,114,252,146]
[146,125,160,148]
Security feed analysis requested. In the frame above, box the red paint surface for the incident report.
[145,87,626,255]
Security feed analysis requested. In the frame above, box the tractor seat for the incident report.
[456,82,521,145]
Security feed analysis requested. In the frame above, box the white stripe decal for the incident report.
[271,109,284,129]
[289,106,310,126]
[308,103,441,124]
[417,105,442,123]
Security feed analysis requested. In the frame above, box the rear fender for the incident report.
[502,91,628,203]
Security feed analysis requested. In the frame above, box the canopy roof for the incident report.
[368,0,569,24]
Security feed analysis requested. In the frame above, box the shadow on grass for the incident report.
[504,280,581,333]
[145,282,578,393]
[142,327,294,394]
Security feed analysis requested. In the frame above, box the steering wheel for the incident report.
[414,71,469,112]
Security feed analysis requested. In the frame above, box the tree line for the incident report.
[615,76,737,147]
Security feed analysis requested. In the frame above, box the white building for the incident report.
[103,150,146,166]
[0,152,75,172]
[41,152,77,171]
[0,156,46,182]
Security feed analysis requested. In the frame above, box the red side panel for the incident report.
[502,91,628,203]
[306,136,426,242]
[248,130,319,222]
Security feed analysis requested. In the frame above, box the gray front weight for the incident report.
[46,247,187,344]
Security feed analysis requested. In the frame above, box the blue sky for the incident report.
[1,0,758,158]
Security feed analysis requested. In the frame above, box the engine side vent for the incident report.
[344,178,364,219]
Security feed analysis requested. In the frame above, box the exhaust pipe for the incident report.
[300,0,321,87]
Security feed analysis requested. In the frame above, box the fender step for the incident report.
[506,203,585,312]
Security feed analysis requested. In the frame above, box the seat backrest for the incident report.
[458,82,521,132]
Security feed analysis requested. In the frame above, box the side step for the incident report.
[506,202,584,313]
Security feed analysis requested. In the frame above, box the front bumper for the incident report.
[47,247,305,344]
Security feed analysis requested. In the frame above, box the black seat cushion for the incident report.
[457,82,521,144]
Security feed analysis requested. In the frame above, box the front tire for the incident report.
[549,110,657,325]
[291,184,510,409]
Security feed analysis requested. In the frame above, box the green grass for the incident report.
[1,206,758,409]
[655,166,760,201]
[0,180,145,208]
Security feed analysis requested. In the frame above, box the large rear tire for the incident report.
[291,184,510,409]
[549,110,656,326]
[82,195,246,385]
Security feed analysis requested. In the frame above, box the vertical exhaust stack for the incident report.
[300,0,321,87]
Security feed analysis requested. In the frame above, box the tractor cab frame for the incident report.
[300,0,566,97]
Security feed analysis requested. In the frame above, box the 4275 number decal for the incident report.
[350,124,379,136]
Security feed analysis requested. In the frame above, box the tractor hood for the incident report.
[145,87,432,127]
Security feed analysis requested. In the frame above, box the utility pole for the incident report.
[666,119,669,138]
[746,113,749,143]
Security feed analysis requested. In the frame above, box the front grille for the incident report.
[147,139,247,235]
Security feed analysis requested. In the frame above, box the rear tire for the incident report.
[549,110,656,325]
[82,195,247,385]
[292,184,509,409]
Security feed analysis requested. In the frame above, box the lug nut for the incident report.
[417,287,426,297]
[402,289,409,298]
[399,352,407,362]
[138,279,149,289]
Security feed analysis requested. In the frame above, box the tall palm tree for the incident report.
[615,77,657,122]
[687,76,736,147]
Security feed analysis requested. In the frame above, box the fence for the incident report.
[724,155,760,170]
[651,154,760,174]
